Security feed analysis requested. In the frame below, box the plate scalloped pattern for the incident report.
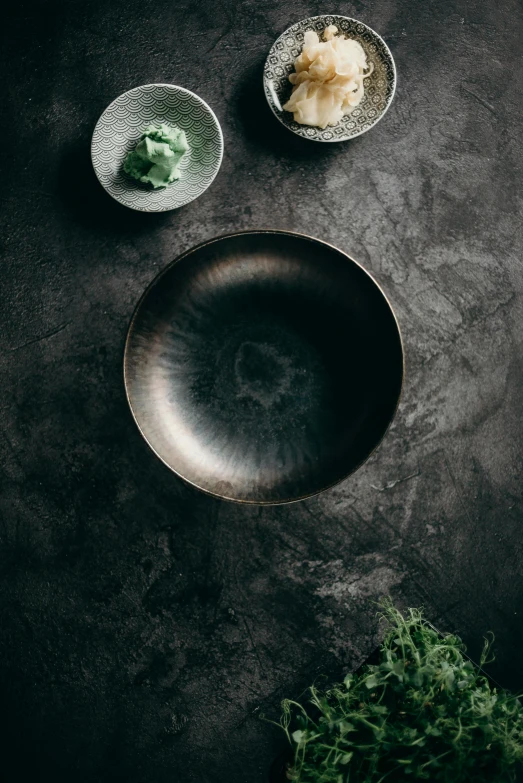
[91,84,223,212]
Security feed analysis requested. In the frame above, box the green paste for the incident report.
[123,124,189,189]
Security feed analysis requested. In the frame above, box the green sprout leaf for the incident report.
[270,601,523,783]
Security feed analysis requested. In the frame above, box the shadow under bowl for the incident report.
[124,230,404,504]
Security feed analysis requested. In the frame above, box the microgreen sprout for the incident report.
[271,602,523,782]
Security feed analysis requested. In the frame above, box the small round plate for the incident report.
[124,231,404,504]
[264,15,396,142]
[91,84,223,212]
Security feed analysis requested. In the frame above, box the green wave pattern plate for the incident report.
[91,84,224,212]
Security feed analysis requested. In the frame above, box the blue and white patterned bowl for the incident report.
[91,84,224,212]
[264,16,396,142]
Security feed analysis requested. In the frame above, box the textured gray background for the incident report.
[1,0,523,781]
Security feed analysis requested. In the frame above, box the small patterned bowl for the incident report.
[91,84,224,212]
[264,15,396,142]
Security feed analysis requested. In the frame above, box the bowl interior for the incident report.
[91,84,223,211]
[264,15,396,142]
[124,232,403,503]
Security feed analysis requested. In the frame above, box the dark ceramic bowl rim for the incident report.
[123,229,405,505]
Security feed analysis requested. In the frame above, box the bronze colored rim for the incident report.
[123,229,405,505]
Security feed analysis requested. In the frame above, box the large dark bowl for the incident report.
[124,230,404,504]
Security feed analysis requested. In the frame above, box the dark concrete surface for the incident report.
[1,0,522,781]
